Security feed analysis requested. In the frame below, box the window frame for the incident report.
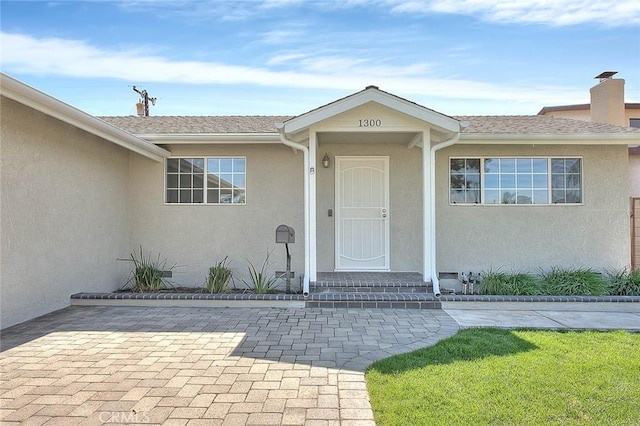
[449,156,583,206]
[164,156,247,206]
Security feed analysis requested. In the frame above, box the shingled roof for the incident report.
[99,115,292,134]
[100,114,640,136]
[455,115,640,135]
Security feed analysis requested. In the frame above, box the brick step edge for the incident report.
[306,300,442,309]
[313,287,429,293]
[311,282,432,288]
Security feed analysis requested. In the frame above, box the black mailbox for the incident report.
[276,225,295,244]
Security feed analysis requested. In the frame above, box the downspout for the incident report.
[429,123,467,297]
[275,123,310,296]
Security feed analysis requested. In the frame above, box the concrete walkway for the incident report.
[443,301,640,330]
[0,306,459,425]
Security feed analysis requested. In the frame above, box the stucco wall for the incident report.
[1,97,131,329]
[316,143,423,272]
[630,154,640,197]
[126,144,304,290]
[435,144,630,274]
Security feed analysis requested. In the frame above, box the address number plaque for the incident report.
[358,119,382,127]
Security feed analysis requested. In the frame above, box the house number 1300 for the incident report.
[359,119,381,127]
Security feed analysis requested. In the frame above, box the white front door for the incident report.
[335,156,390,270]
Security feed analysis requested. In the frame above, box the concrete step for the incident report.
[309,280,439,308]
[311,282,431,293]
[305,293,441,309]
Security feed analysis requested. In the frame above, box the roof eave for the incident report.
[460,133,640,145]
[137,133,281,144]
[0,73,170,162]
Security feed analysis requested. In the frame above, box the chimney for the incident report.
[590,71,625,126]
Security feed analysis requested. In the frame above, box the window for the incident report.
[450,158,480,204]
[166,157,246,204]
[551,158,581,204]
[630,118,640,128]
[449,157,582,205]
[484,158,548,205]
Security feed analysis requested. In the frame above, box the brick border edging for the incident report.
[71,293,640,303]
[70,292,441,302]
[71,292,305,301]
[438,295,640,302]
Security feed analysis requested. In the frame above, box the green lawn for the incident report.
[366,329,640,425]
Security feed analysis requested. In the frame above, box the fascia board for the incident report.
[460,133,640,145]
[284,90,460,134]
[1,73,170,162]
[138,133,281,144]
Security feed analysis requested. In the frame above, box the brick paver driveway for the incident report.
[1,306,459,425]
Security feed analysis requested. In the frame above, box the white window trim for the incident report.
[164,156,247,206]
[449,156,584,206]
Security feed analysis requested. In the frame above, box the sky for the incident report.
[1,0,639,117]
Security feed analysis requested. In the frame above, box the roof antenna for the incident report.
[132,86,157,117]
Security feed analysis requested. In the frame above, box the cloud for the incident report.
[387,0,640,26]
[260,0,305,8]
[267,53,309,65]
[261,29,305,44]
[118,0,640,26]
[117,0,256,21]
[0,31,585,105]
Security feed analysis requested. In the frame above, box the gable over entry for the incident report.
[275,86,466,296]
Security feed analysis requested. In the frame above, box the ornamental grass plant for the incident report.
[205,256,233,293]
[607,267,640,296]
[539,266,608,296]
[125,246,175,292]
[478,269,540,295]
[242,253,279,294]
[477,267,620,296]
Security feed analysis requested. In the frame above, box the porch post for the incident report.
[309,130,318,282]
[422,128,432,282]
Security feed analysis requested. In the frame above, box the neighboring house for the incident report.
[2,73,639,328]
[538,72,640,269]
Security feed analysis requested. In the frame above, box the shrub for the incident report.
[607,268,640,296]
[479,270,540,295]
[242,253,278,294]
[205,257,233,293]
[125,246,175,292]
[539,267,608,296]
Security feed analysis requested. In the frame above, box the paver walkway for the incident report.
[0,306,459,425]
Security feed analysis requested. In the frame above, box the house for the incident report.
[2,72,639,328]
[538,72,640,269]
